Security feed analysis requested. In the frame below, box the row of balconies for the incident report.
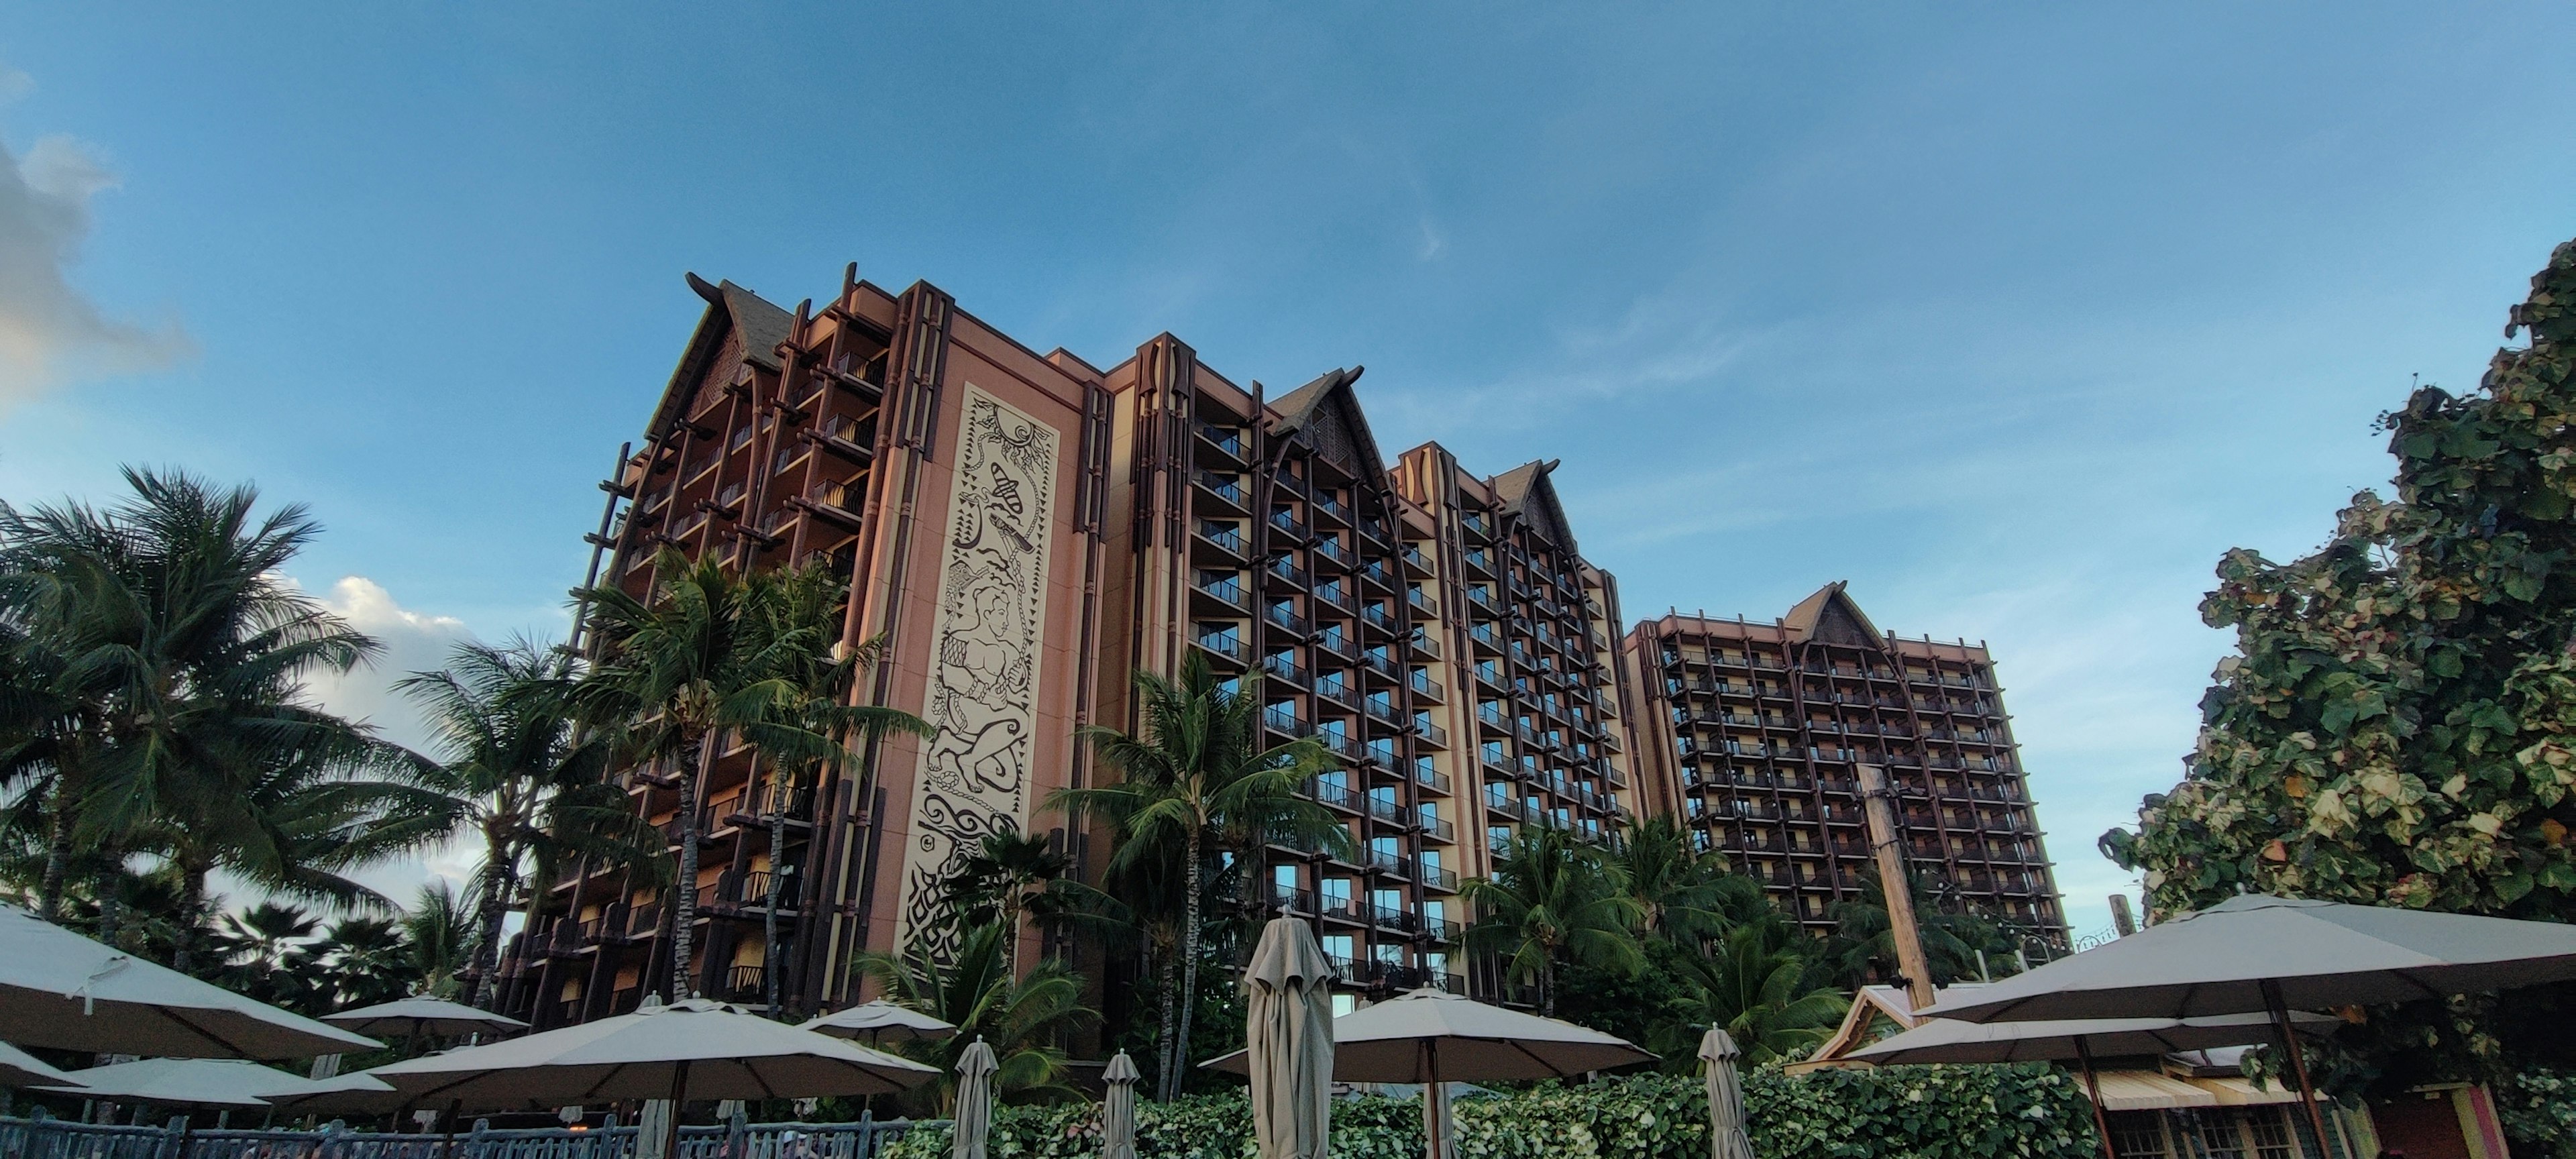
[1271,883,1461,942]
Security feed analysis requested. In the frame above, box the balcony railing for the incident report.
[1195,519,1247,555]
[1197,573,1247,608]
[1197,423,1248,460]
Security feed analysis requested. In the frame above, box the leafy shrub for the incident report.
[881,1065,2098,1159]
[2498,1066,2576,1159]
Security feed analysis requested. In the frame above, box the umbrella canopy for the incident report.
[38,1058,314,1108]
[951,1037,996,1159]
[1100,1050,1140,1159]
[1208,988,1655,1083]
[325,997,528,1040]
[368,997,938,1109]
[797,1000,957,1044]
[1846,1011,2338,1066]
[0,1042,83,1089]
[1697,1030,1752,1159]
[0,905,383,1060]
[1925,895,2576,1023]
[254,1070,405,1115]
[1242,918,1333,1159]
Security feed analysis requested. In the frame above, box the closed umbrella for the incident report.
[370,996,937,1159]
[1099,1050,1139,1159]
[1696,1029,1751,1159]
[0,904,382,1060]
[951,1037,996,1159]
[39,1058,313,1108]
[1847,1011,2339,1159]
[1242,918,1333,1159]
[798,1000,957,1044]
[1209,987,1654,1159]
[325,997,527,1042]
[1924,895,2576,1159]
[0,1042,85,1089]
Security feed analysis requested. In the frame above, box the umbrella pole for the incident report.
[2261,981,2334,1159]
[438,1099,464,1159]
[663,1060,690,1159]
[2072,1036,2117,1159]
[1421,1040,1444,1159]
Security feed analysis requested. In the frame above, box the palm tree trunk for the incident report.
[1155,940,1179,1101]
[93,865,121,947]
[464,860,514,1010]
[172,864,211,974]
[763,770,788,1016]
[38,787,72,922]
[1172,828,1204,1101]
[1540,958,1556,1019]
[671,736,713,999]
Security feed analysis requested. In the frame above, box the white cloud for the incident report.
[0,71,192,408]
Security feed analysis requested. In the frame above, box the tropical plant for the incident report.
[857,921,1097,1111]
[1613,814,1763,944]
[575,551,927,999]
[1044,653,1346,1100]
[403,879,476,999]
[938,829,1070,971]
[209,901,321,1007]
[2098,238,2576,1089]
[399,638,656,1007]
[1817,873,2020,991]
[1655,922,1849,1068]
[0,470,453,971]
[1461,822,1646,1017]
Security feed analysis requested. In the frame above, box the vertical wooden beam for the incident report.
[1857,761,1936,1013]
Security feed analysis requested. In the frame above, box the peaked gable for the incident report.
[1782,581,1886,649]
[644,275,797,441]
[1269,367,1387,482]
[1492,459,1577,557]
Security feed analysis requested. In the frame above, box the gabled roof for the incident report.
[1267,366,1387,482]
[1492,459,1576,557]
[643,274,795,441]
[1782,581,1884,649]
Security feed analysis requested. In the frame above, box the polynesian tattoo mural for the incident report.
[898,384,1060,956]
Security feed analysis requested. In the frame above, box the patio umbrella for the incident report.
[38,1058,312,1108]
[951,1037,996,1159]
[1923,895,2576,1159]
[370,995,937,1158]
[1242,918,1333,1159]
[1099,1050,1139,1159]
[254,1070,405,1116]
[797,1000,957,1044]
[1208,987,1655,1159]
[325,997,528,1042]
[1846,1011,2339,1159]
[0,904,382,1060]
[0,1042,84,1089]
[1696,1029,1751,1159]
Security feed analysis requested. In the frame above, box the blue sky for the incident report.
[5,4,2575,931]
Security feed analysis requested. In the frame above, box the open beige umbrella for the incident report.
[1696,1029,1751,1159]
[1099,1050,1139,1159]
[254,1070,405,1115]
[1847,1010,2339,1159]
[0,1042,84,1089]
[1242,918,1332,1159]
[951,1037,996,1159]
[370,996,936,1159]
[38,1058,313,1108]
[325,997,527,1042]
[798,999,957,1044]
[1209,987,1654,1159]
[0,904,382,1060]
[1923,895,2576,1159]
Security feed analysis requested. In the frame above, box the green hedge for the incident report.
[880,1065,2098,1159]
[2498,1068,2576,1159]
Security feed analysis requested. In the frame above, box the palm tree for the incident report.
[398,639,656,1008]
[1045,653,1345,1100]
[0,470,453,970]
[1461,822,1645,1017]
[311,915,417,1011]
[1820,873,2015,991]
[1656,921,1849,1068]
[938,830,1069,971]
[209,901,321,1003]
[404,880,476,999]
[1613,815,1762,944]
[857,922,1096,1111]
[576,552,927,999]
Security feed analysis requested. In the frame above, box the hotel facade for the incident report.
[489,270,2059,1026]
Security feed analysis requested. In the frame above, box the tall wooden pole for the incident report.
[1856,763,1936,1014]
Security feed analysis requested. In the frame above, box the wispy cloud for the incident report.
[0,69,191,409]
